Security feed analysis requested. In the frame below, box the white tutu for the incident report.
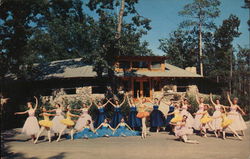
[51,115,66,133]
[227,112,247,131]
[175,124,193,137]
[74,114,93,131]
[22,116,40,136]
[212,110,222,130]
[180,110,194,128]
[193,109,203,130]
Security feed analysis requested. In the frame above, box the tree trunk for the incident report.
[199,22,203,76]
[116,0,125,39]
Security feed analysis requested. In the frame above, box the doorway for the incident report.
[133,79,151,98]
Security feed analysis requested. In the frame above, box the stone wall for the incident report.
[41,86,105,106]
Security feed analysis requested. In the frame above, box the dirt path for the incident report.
[2,122,250,159]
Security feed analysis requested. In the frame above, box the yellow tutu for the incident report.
[39,115,53,127]
[170,111,182,123]
[137,112,150,118]
[170,115,182,123]
[61,118,74,126]
[39,120,53,127]
[221,114,233,128]
[200,115,212,124]
[61,112,75,126]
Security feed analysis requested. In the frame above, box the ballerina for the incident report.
[210,93,223,136]
[113,118,139,137]
[74,98,94,132]
[34,107,56,144]
[180,98,194,129]
[95,118,115,137]
[173,115,199,144]
[73,120,98,139]
[193,94,208,131]
[136,92,152,139]
[195,105,217,137]
[219,107,242,140]
[46,103,65,136]
[56,105,80,141]
[127,95,142,130]
[226,93,247,136]
[165,98,175,133]
[148,95,165,133]
[93,98,109,128]
[14,96,40,141]
[168,103,182,134]
[109,94,127,128]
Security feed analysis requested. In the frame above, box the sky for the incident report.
[135,0,249,55]
[84,0,249,55]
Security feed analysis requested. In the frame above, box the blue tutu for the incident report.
[96,126,114,137]
[150,105,165,127]
[128,107,142,128]
[113,126,140,137]
[111,107,123,128]
[165,105,175,131]
[94,107,106,128]
[73,128,98,139]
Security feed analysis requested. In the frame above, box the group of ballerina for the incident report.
[14,91,247,144]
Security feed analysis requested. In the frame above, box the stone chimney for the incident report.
[185,67,197,74]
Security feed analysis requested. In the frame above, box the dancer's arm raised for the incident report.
[210,93,216,106]
[195,94,200,105]
[227,92,233,106]
[34,96,38,110]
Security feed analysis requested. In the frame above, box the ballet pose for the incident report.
[180,98,194,129]
[73,120,98,139]
[46,104,66,136]
[74,99,94,131]
[136,94,152,139]
[149,96,165,133]
[226,93,247,136]
[95,119,115,137]
[173,115,199,144]
[109,95,126,128]
[127,95,142,130]
[196,105,217,137]
[14,96,40,141]
[168,104,182,134]
[34,107,56,144]
[93,99,109,128]
[210,94,223,136]
[113,118,139,137]
[193,94,207,130]
[165,98,175,132]
[219,107,242,140]
[56,105,79,141]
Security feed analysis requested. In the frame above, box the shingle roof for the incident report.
[115,63,202,78]
[34,58,202,80]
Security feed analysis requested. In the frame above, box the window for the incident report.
[132,61,148,68]
[119,61,130,69]
[151,61,161,69]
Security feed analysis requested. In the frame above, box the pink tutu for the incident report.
[51,115,66,133]
[227,112,247,131]
[180,110,194,128]
[175,125,193,137]
[193,109,203,130]
[212,110,222,130]
[22,116,40,136]
[74,114,93,131]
